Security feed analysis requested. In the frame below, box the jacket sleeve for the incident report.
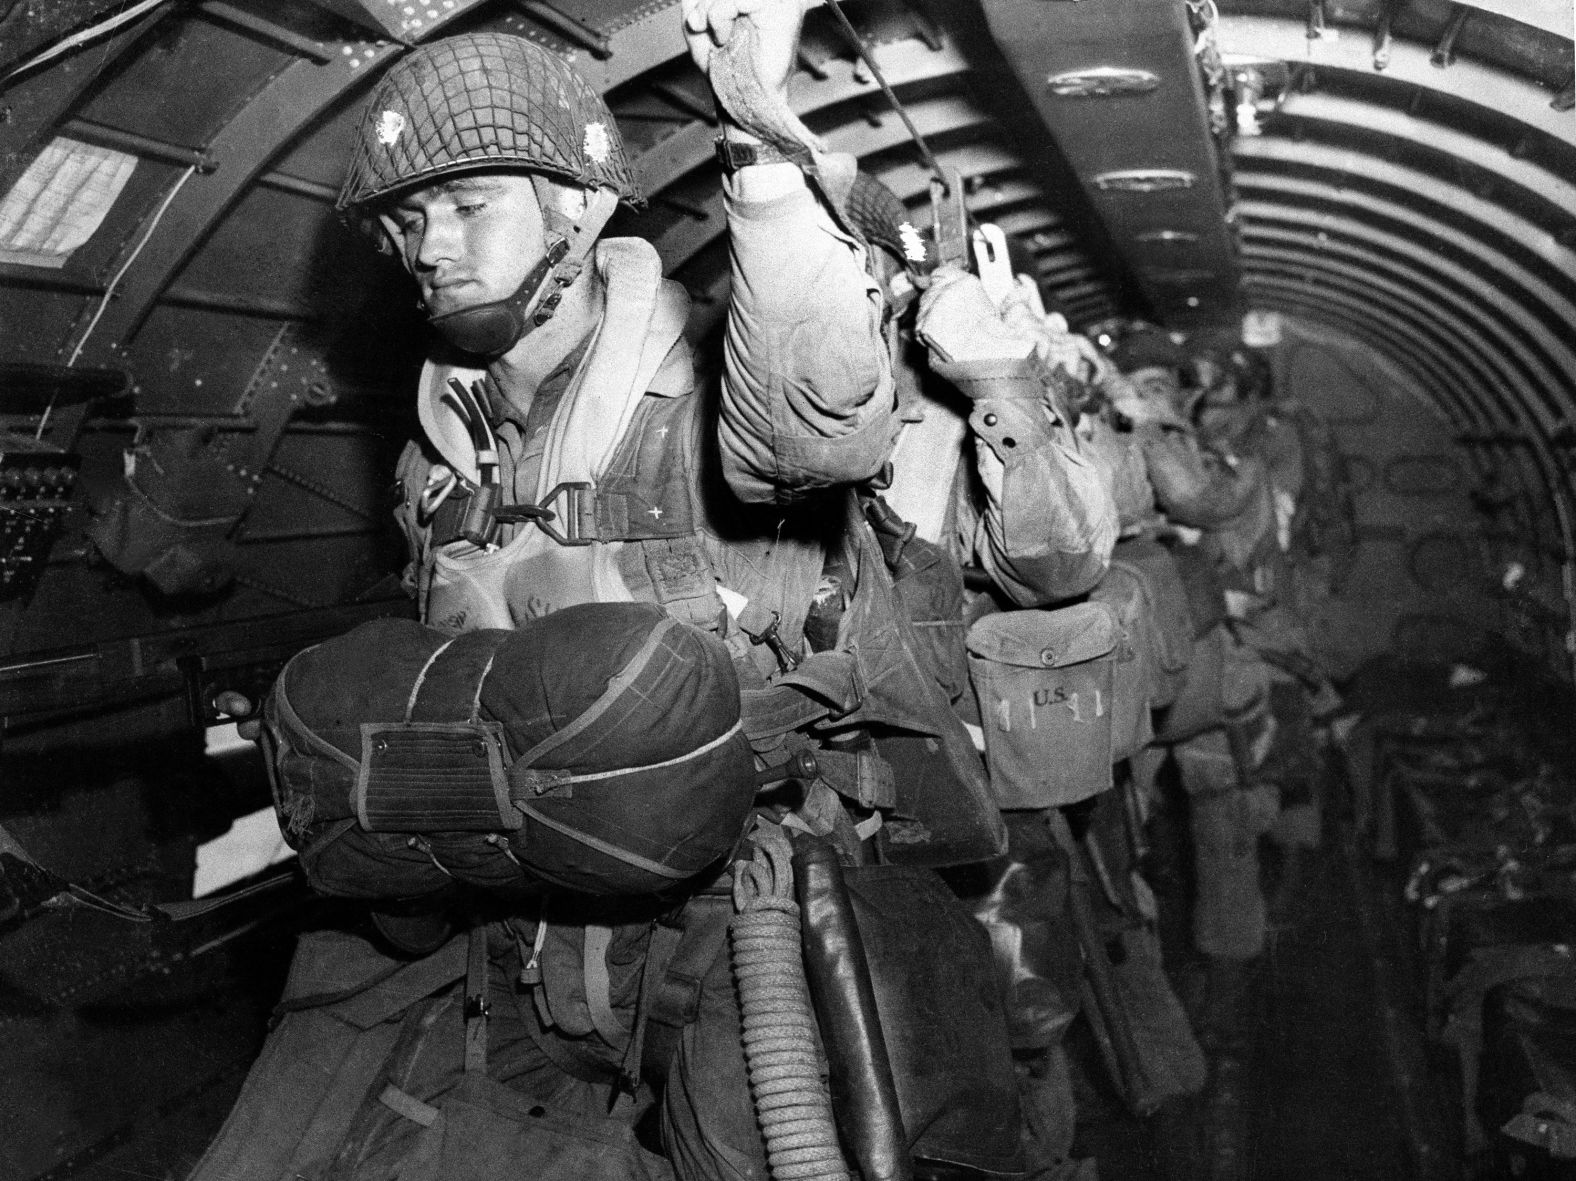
[1140,425,1263,529]
[718,169,899,504]
[965,398,1118,606]
[935,356,1118,607]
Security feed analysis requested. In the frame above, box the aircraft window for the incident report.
[0,136,136,269]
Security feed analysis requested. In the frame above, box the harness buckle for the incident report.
[526,481,596,546]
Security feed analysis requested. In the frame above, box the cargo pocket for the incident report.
[410,1073,673,1181]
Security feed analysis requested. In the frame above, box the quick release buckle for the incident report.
[493,481,596,546]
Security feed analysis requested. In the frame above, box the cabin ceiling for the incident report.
[0,0,1571,659]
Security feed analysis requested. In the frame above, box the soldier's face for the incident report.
[379,173,544,317]
[1129,366,1182,403]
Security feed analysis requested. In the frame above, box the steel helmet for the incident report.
[337,31,640,212]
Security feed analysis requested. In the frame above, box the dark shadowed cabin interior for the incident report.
[1,1,1573,1179]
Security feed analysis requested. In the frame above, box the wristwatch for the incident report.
[713,135,808,172]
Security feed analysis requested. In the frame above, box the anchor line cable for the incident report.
[821,0,949,193]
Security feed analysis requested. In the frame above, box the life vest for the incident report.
[404,239,715,633]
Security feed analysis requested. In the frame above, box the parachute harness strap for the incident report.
[730,825,851,1181]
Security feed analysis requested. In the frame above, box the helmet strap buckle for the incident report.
[426,186,617,356]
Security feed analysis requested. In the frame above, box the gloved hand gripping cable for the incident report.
[731,825,851,1181]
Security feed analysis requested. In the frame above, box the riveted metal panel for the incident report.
[62,35,403,369]
[116,305,296,415]
[74,10,292,149]
[167,184,381,317]
[0,287,90,364]
[1215,14,1576,148]
[980,0,1240,326]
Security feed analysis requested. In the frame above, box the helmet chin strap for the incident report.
[428,184,619,357]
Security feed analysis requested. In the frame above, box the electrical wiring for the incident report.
[37,161,198,438]
[1,0,173,86]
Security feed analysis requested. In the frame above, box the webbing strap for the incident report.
[509,721,743,798]
[272,668,362,776]
[623,919,683,1088]
[736,648,862,744]
[404,637,460,721]
[378,1084,439,1127]
[513,615,678,769]
[645,901,728,1032]
[463,925,490,1075]
[582,923,630,1044]
[740,684,832,743]
[321,934,468,1029]
[514,803,691,881]
[407,630,511,724]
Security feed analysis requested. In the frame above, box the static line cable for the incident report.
[39,162,199,440]
[821,0,948,192]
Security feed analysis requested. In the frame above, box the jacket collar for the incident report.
[416,237,692,486]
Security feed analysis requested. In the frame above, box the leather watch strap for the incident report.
[714,135,807,172]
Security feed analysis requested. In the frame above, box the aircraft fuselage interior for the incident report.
[1,2,1573,1179]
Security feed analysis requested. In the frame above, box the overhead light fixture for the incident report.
[1234,70,1265,135]
[1045,66,1161,98]
[1093,169,1195,193]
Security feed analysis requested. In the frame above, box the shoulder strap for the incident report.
[464,924,490,1074]
[594,394,697,540]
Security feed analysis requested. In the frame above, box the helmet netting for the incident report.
[338,32,639,210]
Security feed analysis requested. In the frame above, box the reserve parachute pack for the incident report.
[261,601,757,898]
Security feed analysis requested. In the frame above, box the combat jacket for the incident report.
[391,187,996,857]
[395,167,896,640]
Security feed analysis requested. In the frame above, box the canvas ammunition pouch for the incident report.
[966,604,1123,808]
[1107,537,1194,709]
[1086,569,1158,762]
[262,602,756,899]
